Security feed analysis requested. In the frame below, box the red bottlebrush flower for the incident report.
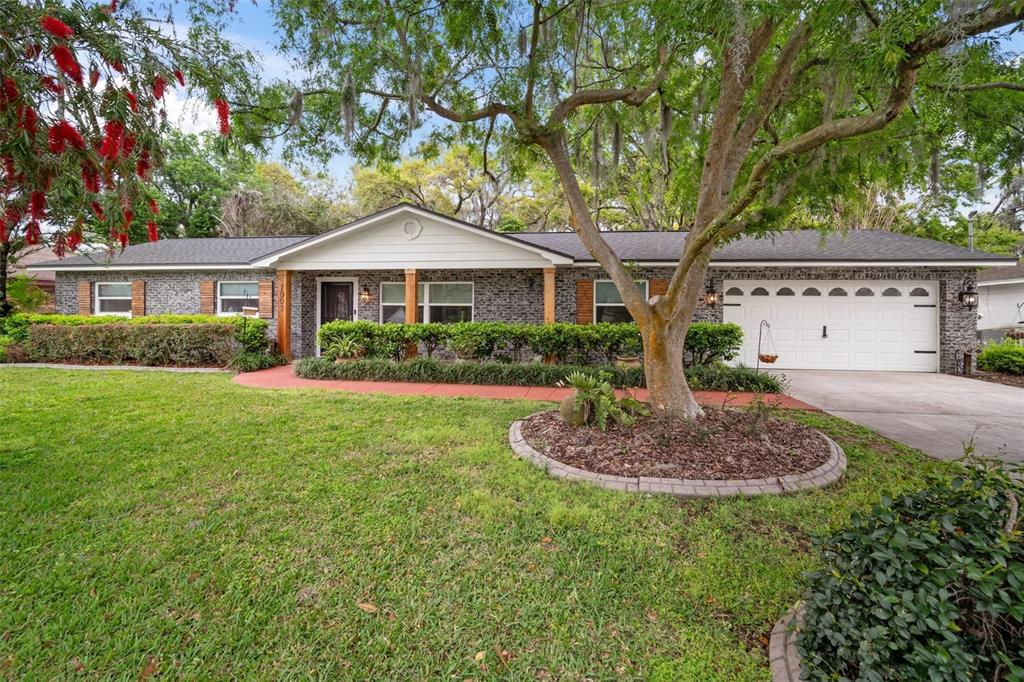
[174,70,185,87]
[67,226,82,251]
[3,156,15,183]
[109,60,125,74]
[122,208,134,225]
[152,75,167,100]
[136,149,151,179]
[98,120,124,159]
[51,44,82,85]
[91,200,104,220]
[25,221,41,245]
[146,221,159,241]
[89,68,100,88]
[48,125,67,153]
[214,98,230,136]
[52,235,66,259]
[29,191,46,220]
[117,232,129,248]
[124,90,138,112]
[110,0,117,11]
[4,205,21,226]
[40,16,74,39]
[18,106,38,135]
[81,163,100,193]
[1,76,17,105]
[0,224,7,243]
[58,120,86,150]
[121,133,136,157]
[147,197,159,215]
[41,76,64,95]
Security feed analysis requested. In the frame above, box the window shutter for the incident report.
[77,281,93,315]
[575,279,593,324]
[131,280,146,317]
[258,279,273,319]
[649,279,668,298]
[199,280,216,315]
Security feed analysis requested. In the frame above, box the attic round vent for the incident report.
[402,219,423,240]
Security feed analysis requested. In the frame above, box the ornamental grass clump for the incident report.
[798,462,1023,681]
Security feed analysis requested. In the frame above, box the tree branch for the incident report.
[925,81,1024,93]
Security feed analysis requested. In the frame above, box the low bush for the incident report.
[0,335,12,362]
[228,351,288,373]
[26,323,238,367]
[799,465,1024,681]
[1,313,270,353]
[315,320,743,367]
[978,338,1024,375]
[559,370,649,429]
[294,357,784,393]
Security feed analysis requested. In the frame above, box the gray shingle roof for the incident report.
[37,236,310,268]
[511,229,1013,263]
[30,223,1014,270]
[978,261,1024,283]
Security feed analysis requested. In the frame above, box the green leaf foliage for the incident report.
[978,338,1024,375]
[25,323,238,367]
[799,465,1024,680]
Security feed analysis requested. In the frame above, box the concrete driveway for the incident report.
[780,370,1024,463]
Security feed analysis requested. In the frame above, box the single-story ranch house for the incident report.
[977,260,1024,341]
[29,203,1016,373]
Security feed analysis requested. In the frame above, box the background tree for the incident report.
[0,0,252,314]
[214,0,1023,417]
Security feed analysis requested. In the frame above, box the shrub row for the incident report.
[799,466,1024,680]
[294,357,784,393]
[316,320,743,366]
[978,338,1024,375]
[25,323,239,367]
[1,312,270,353]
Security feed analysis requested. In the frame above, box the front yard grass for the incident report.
[0,368,953,680]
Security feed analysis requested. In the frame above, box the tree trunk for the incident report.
[640,317,703,419]
[0,241,10,318]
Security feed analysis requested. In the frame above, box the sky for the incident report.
[166,1,1024,213]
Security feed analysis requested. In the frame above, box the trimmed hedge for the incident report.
[978,338,1024,375]
[799,466,1024,680]
[1,313,270,353]
[294,357,784,393]
[26,323,238,367]
[315,320,743,366]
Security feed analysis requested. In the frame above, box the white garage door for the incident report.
[722,280,939,372]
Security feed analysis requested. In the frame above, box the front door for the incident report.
[320,281,354,326]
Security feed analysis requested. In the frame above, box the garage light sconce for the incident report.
[359,285,372,305]
[702,289,719,306]
[958,277,978,310]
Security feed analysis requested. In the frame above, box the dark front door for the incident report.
[320,282,354,325]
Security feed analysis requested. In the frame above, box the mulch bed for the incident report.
[520,409,831,480]
[964,370,1024,390]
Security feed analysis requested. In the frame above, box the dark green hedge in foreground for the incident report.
[294,357,784,393]
[26,323,238,367]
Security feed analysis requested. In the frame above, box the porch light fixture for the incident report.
[958,277,978,310]
[359,285,372,305]
[702,289,720,305]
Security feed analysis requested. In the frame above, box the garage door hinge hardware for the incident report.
[914,304,937,308]
[914,350,937,354]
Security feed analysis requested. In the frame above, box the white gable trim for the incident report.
[250,204,573,268]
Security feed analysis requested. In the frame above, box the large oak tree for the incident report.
[225,0,1024,417]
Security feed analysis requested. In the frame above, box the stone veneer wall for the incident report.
[56,264,978,372]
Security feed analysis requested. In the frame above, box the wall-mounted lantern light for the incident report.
[359,285,372,305]
[958,277,978,310]
[702,289,720,306]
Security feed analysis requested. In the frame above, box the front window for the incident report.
[594,280,647,323]
[218,281,259,315]
[380,282,473,323]
[96,282,131,316]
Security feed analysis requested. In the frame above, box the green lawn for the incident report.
[0,368,952,680]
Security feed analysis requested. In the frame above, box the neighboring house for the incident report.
[977,260,1024,341]
[9,247,57,312]
[28,203,1017,373]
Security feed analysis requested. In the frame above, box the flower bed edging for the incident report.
[507,414,846,498]
[769,603,804,682]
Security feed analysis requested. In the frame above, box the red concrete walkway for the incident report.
[233,365,818,410]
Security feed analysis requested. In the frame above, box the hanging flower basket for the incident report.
[758,353,779,364]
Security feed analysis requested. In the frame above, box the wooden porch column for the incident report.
[404,268,418,358]
[276,270,293,359]
[543,267,556,324]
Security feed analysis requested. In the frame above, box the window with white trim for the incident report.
[380,282,473,323]
[594,280,647,323]
[217,281,259,315]
[95,282,132,316]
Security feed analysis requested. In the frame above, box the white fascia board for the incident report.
[250,204,573,267]
[27,264,258,272]
[570,260,1018,267]
[977,278,1024,287]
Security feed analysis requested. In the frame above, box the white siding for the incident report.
[275,214,557,270]
[978,282,1024,330]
